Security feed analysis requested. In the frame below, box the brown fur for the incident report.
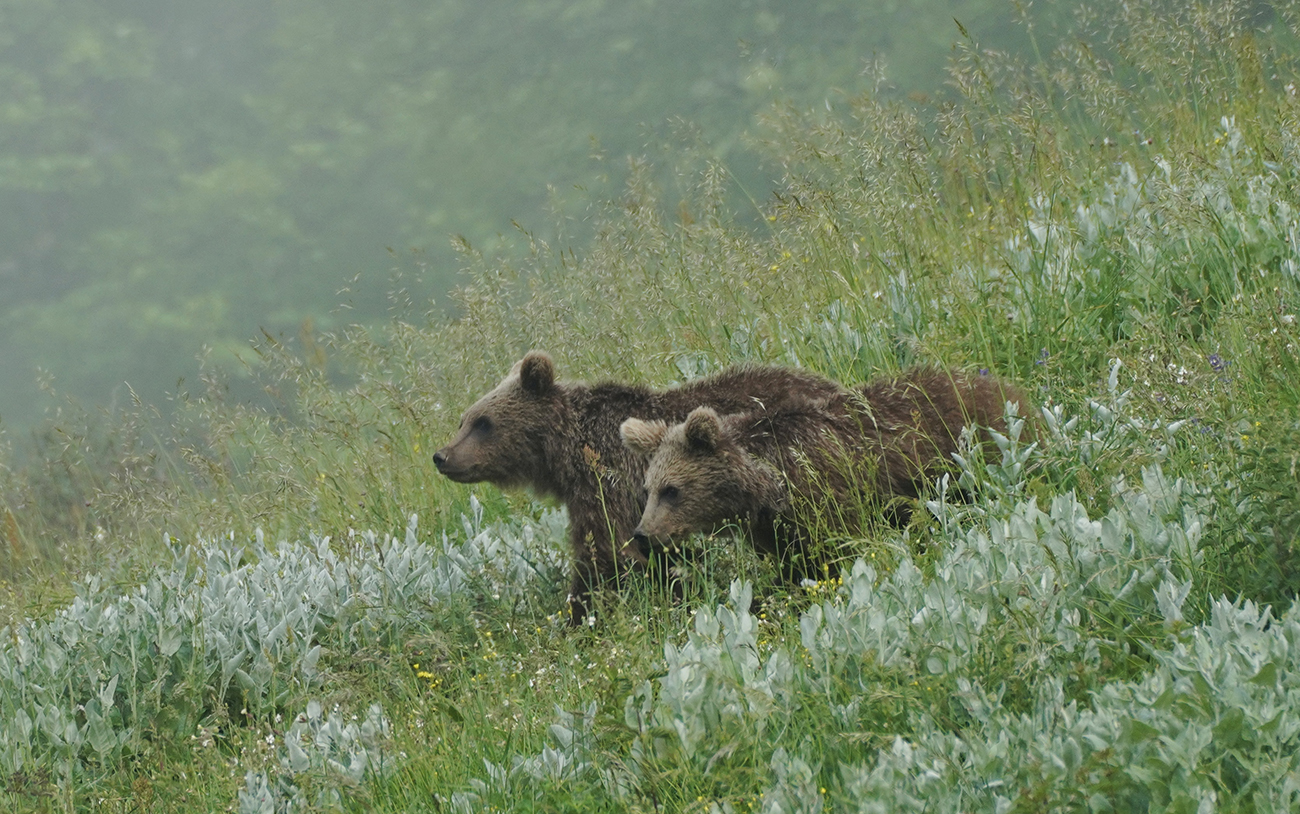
[622,369,1028,581]
[433,351,847,622]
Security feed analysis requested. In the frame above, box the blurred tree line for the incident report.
[0,0,1036,432]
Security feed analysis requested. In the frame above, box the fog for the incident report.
[0,0,1039,433]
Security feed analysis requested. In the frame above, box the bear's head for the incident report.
[433,351,563,488]
[621,406,785,558]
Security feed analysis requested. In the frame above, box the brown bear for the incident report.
[620,369,1029,581]
[432,351,848,622]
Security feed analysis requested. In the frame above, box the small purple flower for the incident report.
[1208,353,1227,373]
[978,368,989,376]
[1035,348,1049,366]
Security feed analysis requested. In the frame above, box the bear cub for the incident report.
[433,351,847,622]
[620,369,1028,582]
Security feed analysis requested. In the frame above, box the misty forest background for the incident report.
[0,0,1035,432]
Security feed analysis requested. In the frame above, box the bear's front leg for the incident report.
[566,562,596,626]
[566,520,617,626]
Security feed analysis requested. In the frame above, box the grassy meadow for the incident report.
[3,0,1300,810]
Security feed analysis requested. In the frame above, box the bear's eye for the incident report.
[471,416,493,435]
[658,485,680,504]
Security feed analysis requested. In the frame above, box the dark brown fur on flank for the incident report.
[432,351,847,622]
[621,369,1028,582]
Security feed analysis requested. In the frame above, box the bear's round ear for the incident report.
[683,407,722,453]
[518,351,556,396]
[621,418,668,455]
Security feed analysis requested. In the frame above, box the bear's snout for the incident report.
[432,446,470,480]
[627,530,652,562]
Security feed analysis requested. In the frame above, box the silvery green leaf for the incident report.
[1155,579,1192,626]
[12,709,32,741]
[98,674,118,709]
[237,772,276,814]
[266,618,288,649]
[301,645,321,677]
[86,716,117,756]
[285,738,310,774]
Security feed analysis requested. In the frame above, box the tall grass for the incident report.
[2,0,1300,809]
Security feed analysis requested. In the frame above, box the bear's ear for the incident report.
[683,407,722,453]
[518,351,556,396]
[621,418,668,455]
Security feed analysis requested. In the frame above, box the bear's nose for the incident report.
[629,531,651,561]
[432,450,449,470]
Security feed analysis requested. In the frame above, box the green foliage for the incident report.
[0,507,567,804]
[239,700,393,814]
